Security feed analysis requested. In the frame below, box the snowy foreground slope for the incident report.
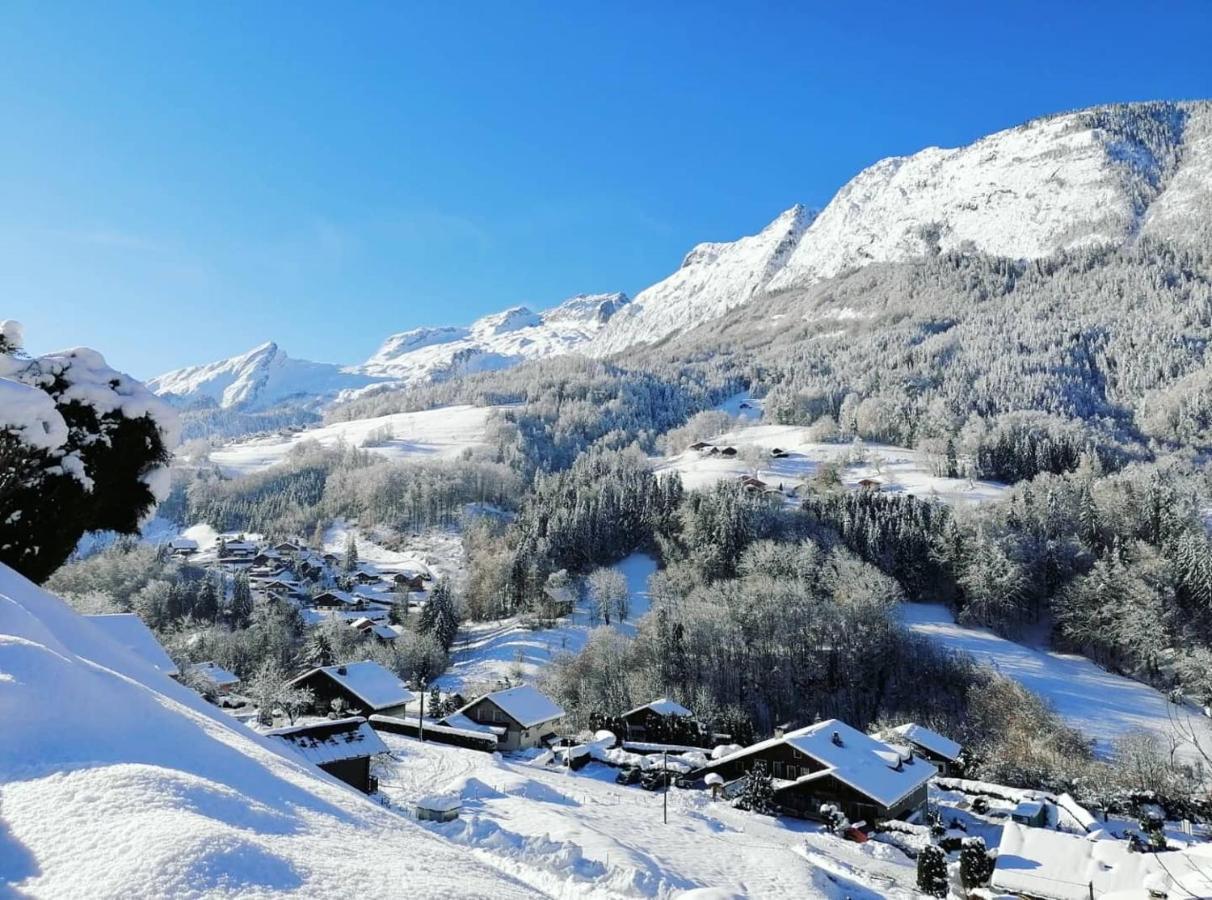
[592,100,1212,354]
[0,563,538,899]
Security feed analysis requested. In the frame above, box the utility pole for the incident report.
[663,750,668,825]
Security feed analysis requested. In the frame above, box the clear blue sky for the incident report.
[2,1,1210,378]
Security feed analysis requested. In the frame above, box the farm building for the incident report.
[991,822,1212,900]
[885,723,962,776]
[701,719,935,823]
[619,698,695,742]
[392,572,426,592]
[167,537,198,557]
[85,613,179,677]
[442,685,565,751]
[189,661,240,695]
[311,590,360,610]
[287,660,415,718]
[265,716,387,794]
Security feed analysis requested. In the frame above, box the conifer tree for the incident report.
[916,844,948,898]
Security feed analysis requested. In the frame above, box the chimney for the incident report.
[337,666,347,675]
[774,721,793,739]
[831,730,843,747]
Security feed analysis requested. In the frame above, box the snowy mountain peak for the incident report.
[542,291,630,325]
[591,100,1212,355]
[470,305,543,338]
[148,342,383,411]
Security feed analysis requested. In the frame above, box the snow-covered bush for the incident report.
[915,844,948,897]
[0,323,178,582]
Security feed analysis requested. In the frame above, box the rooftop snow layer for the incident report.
[624,698,693,719]
[461,685,565,729]
[84,613,178,676]
[190,660,240,687]
[293,660,416,711]
[889,723,962,762]
[0,562,535,898]
[266,717,389,767]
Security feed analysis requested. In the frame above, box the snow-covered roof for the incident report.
[312,590,358,606]
[415,794,461,813]
[992,823,1212,900]
[623,697,693,719]
[190,660,240,687]
[459,685,565,729]
[369,624,398,641]
[442,713,507,737]
[889,723,962,762]
[266,716,388,767]
[710,719,935,808]
[291,661,415,711]
[168,537,198,550]
[84,613,178,676]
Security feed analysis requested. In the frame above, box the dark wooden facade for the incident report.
[458,697,559,751]
[320,756,374,794]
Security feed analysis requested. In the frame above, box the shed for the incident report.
[887,723,962,776]
[266,716,387,794]
[620,698,695,742]
[1011,799,1048,827]
[190,660,241,694]
[287,660,416,718]
[415,794,461,823]
[168,537,199,557]
[85,613,178,677]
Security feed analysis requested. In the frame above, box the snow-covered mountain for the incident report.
[362,292,629,381]
[148,340,384,411]
[592,100,1212,354]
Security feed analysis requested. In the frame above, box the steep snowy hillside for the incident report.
[0,562,537,899]
[590,205,813,356]
[593,100,1212,354]
[362,292,629,382]
[148,341,385,411]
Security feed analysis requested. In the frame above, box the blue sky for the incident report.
[2,2,1210,378]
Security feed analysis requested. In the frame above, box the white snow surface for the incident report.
[902,603,1212,764]
[82,613,179,677]
[0,562,539,899]
[593,102,1212,354]
[208,404,496,474]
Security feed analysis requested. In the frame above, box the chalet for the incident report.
[190,661,241,695]
[620,698,694,742]
[287,660,416,718]
[220,539,258,558]
[265,716,387,794]
[311,590,361,610]
[168,537,199,557]
[740,475,769,493]
[769,447,789,459]
[392,572,426,592]
[886,723,962,776]
[322,552,340,566]
[273,541,302,556]
[719,446,738,458]
[857,479,882,491]
[991,823,1212,900]
[442,685,565,751]
[700,719,935,823]
[689,441,713,452]
[85,613,179,677]
[352,571,381,586]
[252,550,281,567]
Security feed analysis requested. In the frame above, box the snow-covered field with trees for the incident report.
[654,422,1009,507]
[206,404,497,475]
[902,603,1212,765]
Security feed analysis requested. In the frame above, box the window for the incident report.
[786,765,797,780]
[772,762,784,779]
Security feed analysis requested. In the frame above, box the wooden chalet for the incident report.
[442,685,565,751]
[286,660,416,718]
[619,698,694,742]
[311,590,361,610]
[857,478,882,491]
[392,572,426,592]
[265,716,387,794]
[886,723,962,777]
[700,719,935,823]
[167,537,199,557]
[719,446,738,458]
[689,441,714,452]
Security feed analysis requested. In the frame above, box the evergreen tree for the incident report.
[195,574,220,622]
[304,630,336,668]
[229,572,254,627]
[428,684,442,719]
[343,533,359,573]
[736,761,774,814]
[960,837,994,889]
[916,844,948,898]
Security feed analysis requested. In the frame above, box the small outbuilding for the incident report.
[1011,799,1048,828]
[190,660,241,695]
[415,794,461,823]
[266,716,387,794]
[168,537,199,557]
[619,698,695,742]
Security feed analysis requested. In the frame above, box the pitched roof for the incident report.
[266,716,388,766]
[709,719,935,808]
[289,661,415,711]
[623,698,693,719]
[889,723,962,762]
[992,823,1212,900]
[190,660,240,687]
[459,685,565,729]
[85,614,178,676]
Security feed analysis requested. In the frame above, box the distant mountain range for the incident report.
[151,100,1212,413]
